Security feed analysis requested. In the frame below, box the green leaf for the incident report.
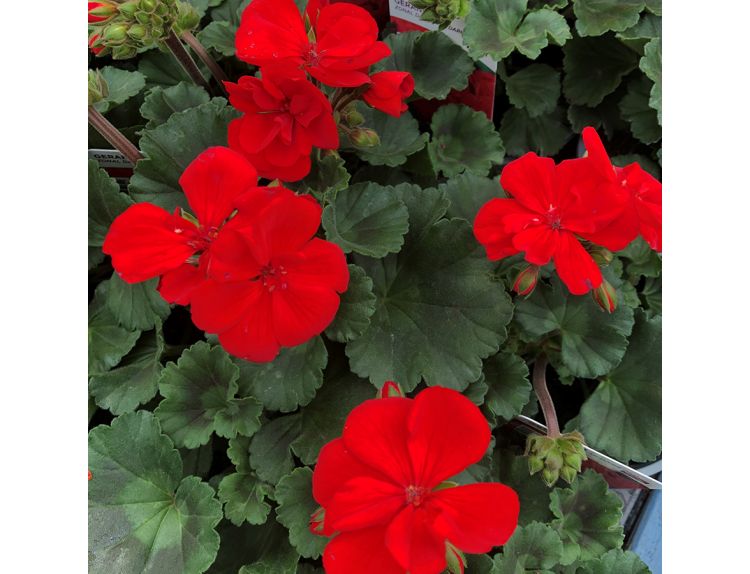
[492,522,564,574]
[129,99,240,211]
[210,0,250,25]
[618,236,661,280]
[139,50,210,88]
[275,468,327,559]
[181,440,214,478]
[465,0,571,60]
[440,173,505,223]
[505,64,561,117]
[235,516,300,574]
[641,276,661,315]
[585,549,651,574]
[563,35,639,106]
[235,337,328,413]
[140,82,211,129]
[198,21,237,57]
[567,90,627,139]
[573,0,645,37]
[325,264,377,343]
[550,469,624,564]
[88,160,133,264]
[89,327,165,415]
[347,185,514,391]
[496,449,554,525]
[467,554,495,574]
[619,75,661,144]
[105,274,171,331]
[297,152,350,201]
[500,106,572,157]
[322,181,410,257]
[375,31,474,100]
[640,37,662,124]
[88,291,141,375]
[354,106,429,167]
[249,414,303,485]
[578,310,661,462]
[483,352,532,421]
[514,278,635,378]
[616,12,661,41]
[94,66,146,114]
[644,0,661,15]
[428,104,504,177]
[218,473,272,526]
[155,342,262,448]
[88,411,222,574]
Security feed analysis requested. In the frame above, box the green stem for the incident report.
[532,354,561,438]
[88,106,142,165]
[181,30,230,95]
[164,29,211,92]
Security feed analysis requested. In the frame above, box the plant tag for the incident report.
[88,148,133,192]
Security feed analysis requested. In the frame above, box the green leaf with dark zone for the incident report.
[140,82,211,129]
[440,172,505,224]
[563,35,639,106]
[235,336,327,413]
[550,469,624,564]
[325,264,377,343]
[617,237,661,280]
[483,352,532,421]
[354,105,429,168]
[218,472,272,526]
[492,522,564,574]
[640,37,662,124]
[88,287,141,375]
[505,64,561,118]
[139,50,211,88]
[94,66,147,114]
[616,12,661,41]
[467,554,495,574]
[429,104,504,177]
[106,273,171,331]
[296,152,350,202]
[496,449,554,525]
[567,89,628,140]
[249,414,303,485]
[90,326,165,415]
[130,99,239,211]
[88,160,133,268]
[640,276,661,316]
[514,278,635,378]
[578,310,661,462]
[88,411,222,574]
[275,467,327,559]
[501,106,572,157]
[322,181,410,257]
[155,342,262,448]
[374,31,474,100]
[198,21,237,56]
[584,549,651,573]
[619,75,661,144]
[347,186,513,391]
[573,0,645,37]
[465,0,571,60]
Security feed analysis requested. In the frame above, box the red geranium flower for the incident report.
[235,0,390,88]
[580,127,663,252]
[363,71,415,118]
[226,70,339,182]
[187,188,349,362]
[473,150,631,295]
[102,146,259,304]
[312,386,519,574]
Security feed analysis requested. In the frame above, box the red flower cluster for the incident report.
[474,127,662,296]
[228,0,414,181]
[103,147,349,362]
[311,385,519,574]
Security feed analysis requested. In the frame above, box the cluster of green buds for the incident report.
[88,0,200,60]
[88,70,109,106]
[339,103,380,148]
[526,431,587,487]
[410,0,471,29]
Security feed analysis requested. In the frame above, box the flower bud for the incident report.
[88,70,109,106]
[349,128,380,148]
[542,468,558,486]
[544,450,564,471]
[343,108,365,127]
[175,2,201,33]
[512,264,539,297]
[589,245,614,266]
[592,279,617,313]
[378,381,405,399]
[103,23,129,43]
[88,2,117,23]
[119,1,139,18]
[528,455,544,475]
[135,11,151,24]
[139,0,158,13]
[112,44,139,60]
[445,543,466,574]
[127,24,148,40]
[88,470,93,481]
[309,507,326,535]
[525,431,588,487]
[560,466,577,484]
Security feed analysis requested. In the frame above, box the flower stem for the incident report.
[88,106,142,165]
[532,355,561,438]
[164,29,211,92]
[180,31,230,95]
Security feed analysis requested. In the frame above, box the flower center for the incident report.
[545,207,562,230]
[185,226,219,251]
[303,43,321,67]
[261,263,288,292]
[405,485,429,507]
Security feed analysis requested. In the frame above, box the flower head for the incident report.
[363,71,415,118]
[312,386,519,574]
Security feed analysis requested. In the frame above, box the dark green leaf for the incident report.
[640,37,662,124]
[641,276,661,315]
[440,172,505,223]
[619,75,661,144]
[483,352,532,421]
[297,152,350,201]
[325,264,377,343]
[236,516,300,574]
[94,66,146,114]
[500,106,572,157]
[585,549,651,573]
[644,0,661,15]
[218,473,272,526]
[105,274,171,331]
[198,21,237,57]
[249,415,302,485]
[567,90,627,139]
[505,64,561,117]
[355,106,429,167]
[429,104,504,177]
[617,12,661,41]
[275,467,327,559]
[88,291,141,375]
[617,237,661,280]
[88,160,133,262]
[492,522,564,573]
[467,554,495,574]
[139,50,211,88]
[496,449,554,525]
[211,0,251,25]
[573,0,645,37]
[140,82,211,129]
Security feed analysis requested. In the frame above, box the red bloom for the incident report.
[235,0,390,87]
[188,188,349,362]
[581,127,663,252]
[312,386,519,574]
[474,152,630,295]
[363,71,414,118]
[102,147,259,303]
[226,70,339,182]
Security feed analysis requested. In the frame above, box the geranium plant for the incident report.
[88,1,662,573]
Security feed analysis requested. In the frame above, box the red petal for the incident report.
[582,126,617,182]
[500,153,557,215]
[407,387,491,488]
[323,526,405,574]
[342,398,415,486]
[270,282,342,347]
[430,483,519,553]
[279,238,349,293]
[313,438,385,506]
[235,0,307,67]
[385,506,446,574]
[216,290,281,362]
[189,279,264,334]
[512,225,560,266]
[158,264,205,305]
[473,198,526,260]
[326,475,405,532]
[553,232,603,295]
[179,147,258,229]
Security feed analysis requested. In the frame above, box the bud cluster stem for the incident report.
[163,30,211,92]
[180,31,230,95]
[88,106,143,165]
[532,354,561,438]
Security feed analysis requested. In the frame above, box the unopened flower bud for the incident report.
[88,1,117,23]
[341,105,365,127]
[88,70,109,106]
[589,245,614,266]
[112,44,139,59]
[139,0,158,13]
[528,455,544,475]
[378,381,405,399]
[560,466,577,484]
[350,128,380,148]
[542,468,558,486]
[175,2,201,32]
[135,11,151,24]
[309,507,326,535]
[119,1,139,18]
[564,452,582,472]
[103,23,129,43]
[544,450,564,471]
[127,24,148,40]
[445,543,466,574]
[592,279,617,313]
[88,470,93,481]
[513,264,539,297]
[525,431,588,487]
